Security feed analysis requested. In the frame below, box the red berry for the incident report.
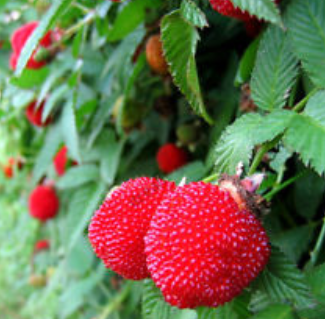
[25,100,52,127]
[2,157,23,178]
[29,185,59,222]
[10,21,54,70]
[146,34,169,75]
[210,0,281,22]
[53,146,77,176]
[35,239,50,252]
[88,177,176,280]
[156,143,188,174]
[145,181,270,309]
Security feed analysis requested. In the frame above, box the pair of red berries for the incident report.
[89,177,270,309]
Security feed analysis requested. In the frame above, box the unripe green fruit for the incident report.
[176,124,198,145]
[29,274,47,287]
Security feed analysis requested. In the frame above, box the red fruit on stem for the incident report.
[146,34,169,75]
[10,21,55,70]
[25,100,52,127]
[53,146,77,176]
[88,177,176,280]
[156,143,188,174]
[35,239,50,252]
[145,181,270,309]
[29,185,59,222]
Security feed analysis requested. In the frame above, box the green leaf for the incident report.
[56,164,100,189]
[15,0,73,76]
[10,68,49,88]
[32,123,62,183]
[231,0,282,25]
[255,247,313,309]
[283,91,325,174]
[107,0,161,42]
[214,113,262,174]
[180,0,208,28]
[61,97,81,163]
[286,0,325,88]
[161,11,213,125]
[250,304,295,319]
[251,26,299,111]
[167,161,208,184]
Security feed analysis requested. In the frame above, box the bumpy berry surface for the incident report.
[25,100,52,127]
[145,34,168,75]
[209,0,252,21]
[29,185,59,222]
[10,21,53,70]
[156,143,188,174]
[88,177,176,280]
[35,239,50,251]
[145,182,270,309]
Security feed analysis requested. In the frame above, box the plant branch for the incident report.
[292,88,318,112]
[310,216,325,266]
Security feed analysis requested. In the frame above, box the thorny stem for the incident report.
[310,216,325,266]
[98,282,132,319]
[264,171,306,202]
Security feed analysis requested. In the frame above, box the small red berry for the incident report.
[34,239,50,252]
[88,177,176,280]
[145,181,270,309]
[10,21,55,70]
[53,146,77,176]
[25,100,52,127]
[29,185,59,222]
[2,157,23,179]
[156,143,188,174]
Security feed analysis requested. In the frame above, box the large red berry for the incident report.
[88,177,176,280]
[29,185,59,222]
[145,181,270,309]
[156,143,188,174]
[10,21,54,70]
[25,100,52,127]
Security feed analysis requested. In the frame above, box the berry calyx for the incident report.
[88,177,176,280]
[146,34,169,75]
[145,181,270,309]
[156,143,188,174]
[28,185,59,222]
[25,100,52,127]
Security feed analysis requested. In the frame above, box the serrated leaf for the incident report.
[251,26,299,111]
[56,164,99,189]
[32,123,62,183]
[15,0,73,76]
[180,0,208,28]
[231,0,281,25]
[61,97,81,163]
[285,0,325,88]
[106,0,161,42]
[255,247,313,309]
[283,91,325,174]
[215,113,262,174]
[161,11,213,124]
[250,304,295,319]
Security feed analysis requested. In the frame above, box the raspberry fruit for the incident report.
[2,157,23,178]
[88,177,176,280]
[10,21,54,70]
[146,34,168,75]
[53,146,77,176]
[156,143,188,174]
[34,239,50,252]
[25,100,52,127]
[145,181,270,309]
[29,185,59,222]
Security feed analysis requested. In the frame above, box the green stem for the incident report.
[203,173,219,183]
[310,216,325,266]
[264,171,306,202]
[98,282,132,319]
[292,88,318,112]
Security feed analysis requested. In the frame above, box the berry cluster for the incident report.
[89,176,270,309]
